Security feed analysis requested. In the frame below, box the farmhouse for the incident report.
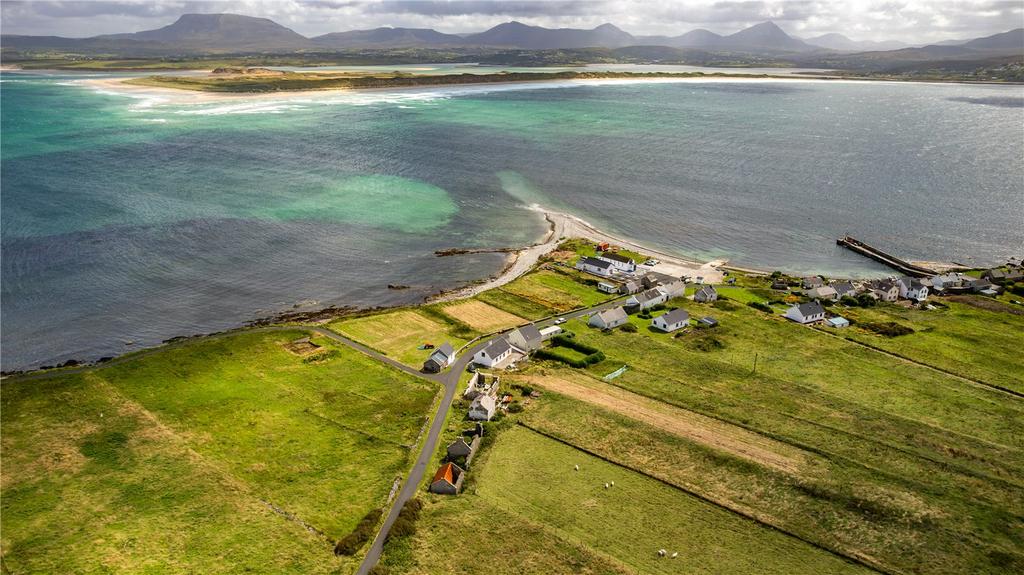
[507,324,543,352]
[619,280,642,295]
[472,338,514,368]
[651,308,690,332]
[576,256,614,277]
[429,462,464,495]
[589,306,628,329]
[805,286,839,301]
[870,279,900,302]
[693,285,718,303]
[898,277,929,301]
[423,342,456,373]
[468,395,497,421]
[598,281,618,294]
[596,251,637,273]
[785,301,826,324]
[627,288,668,310]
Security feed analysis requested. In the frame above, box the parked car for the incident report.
[695,276,704,284]
[554,317,567,325]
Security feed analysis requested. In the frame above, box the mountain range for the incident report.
[2,13,1021,60]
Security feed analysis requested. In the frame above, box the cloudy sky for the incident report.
[2,0,1021,43]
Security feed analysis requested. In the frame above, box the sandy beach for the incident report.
[431,205,730,303]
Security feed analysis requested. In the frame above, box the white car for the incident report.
[554,317,567,325]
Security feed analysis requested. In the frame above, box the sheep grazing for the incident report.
[657,549,667,557]
[574,464,579,471]
[604,483,609,489]
[610,481,615,487]
[671,552,678,559]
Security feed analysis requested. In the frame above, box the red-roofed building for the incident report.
[429,462,464,495]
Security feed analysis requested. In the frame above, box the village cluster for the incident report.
[422,246,1023,495]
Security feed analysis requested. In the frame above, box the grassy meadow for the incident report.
[329,309,473,367]
[475,267,616,319]
[1,330,439,573]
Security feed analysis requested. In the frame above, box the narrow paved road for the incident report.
[354,296,626,575]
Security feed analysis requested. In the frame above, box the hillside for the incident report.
[99,13,313,52]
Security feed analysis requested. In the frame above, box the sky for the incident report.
[1,0,1022,43]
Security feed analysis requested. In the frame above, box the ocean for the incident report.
[2,70,1022,370]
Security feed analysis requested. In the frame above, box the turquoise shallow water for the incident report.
[2,71,1022,369]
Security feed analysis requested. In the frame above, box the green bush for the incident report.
[839,296,860,307]
[712,300,737,311]
[861,321,915,337]
[856,293,878,307]
[1011,285,1024,297]
[334,508,383,555]
[507,403,524,413]
[747,301,773,313]
[690,335,725,351]
[621,323,638,333]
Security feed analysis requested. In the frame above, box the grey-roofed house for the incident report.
[642,272,677,289]
[576,256,614,277]
[785,301,826,324]
[472,338,514,368]
[507,324,543,352]
[627,288,669,310]
[693,285,718,303]
[589,306,628,330]
[651,308,690,333]
[423,342,456,373]
[619,279,642,295]
[831,281,858,299]
[870,279,900,302]
[446,437,474,459]
[597,251,637,273]
[806,286,839,301]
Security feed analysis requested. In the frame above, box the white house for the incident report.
[627,288,668,310]
[473,338,514,368]
[805,286,839,301]
[596,252,637,273]
[802,276,824,289]
[785,301,826,324]
[929,273,963,292]
[468,395,497,421]
[651,308,690,333]
[576,257,613,277]
[589,307,628,329]
[693,285,718,303]
[423,342,456,373]
[506,324,542,352]
[597,281,618,294]
[898,277,929,301]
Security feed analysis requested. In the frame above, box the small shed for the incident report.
[429,462,464,495]
[826,317,850,328]
[597,281,618,294]
[698,316,718,327]
[423,342,456,373]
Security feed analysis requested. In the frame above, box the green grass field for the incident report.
[385,426,870,575]
[1,330,439,573]
[329,309,473,367]
[834,299,1024,393]
[474,267,616,320]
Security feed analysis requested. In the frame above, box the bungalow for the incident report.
[806,286,839,301]
[802,276,824,289]
[576,257,613,277]
[693,285,718,303]
[507,324,543,353]
[826,317,850,328]
[651,308,690,333]
[472,338,514,368]
[597,281,618,294]
[446,437,474,459]
[831,281,858,299]
[966,277,999,296]
[618,280,642,295]
[785,301,826,324]
[870,279,900,302]
[538,325,562,340]
[429,462,464,495]
[596,252,637,273]
[898,277,929,301]
[423,342,456,373]
[589,306,629,330]
[627,288,669,310]
[468,395,497,421]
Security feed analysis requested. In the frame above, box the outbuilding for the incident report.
[598,281,618,294]
[826,317,850,328]
[429,462,464,495]
[423,342,456,373]
[468,395,497,421]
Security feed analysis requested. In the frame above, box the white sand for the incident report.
[431,206,733,303]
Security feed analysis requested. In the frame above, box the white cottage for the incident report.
[589,307,628,330]
[651,308,690,333]
[507,324,542,353]
[576,257,614,277]
[472,338,514,368]
[898,277,929,301]
[693,285,718,303]
[468,395,497,421]
[785,301,826,324]
[596,252,637,273]
[805,286,839,301]
[627,288,668,310]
